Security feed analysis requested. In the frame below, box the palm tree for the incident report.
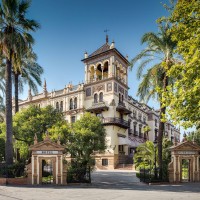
[0,60,5,122]
[0,96,5,122]
[134,141,156,170]
[13,50,43,113]
[130,22,176,179]
[0,0,40,165]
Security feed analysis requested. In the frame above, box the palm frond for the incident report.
[136,58,154,79]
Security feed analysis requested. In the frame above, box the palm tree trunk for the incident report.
[5,56,13,165]
[158,72,168,180]
[157,106,165,180]
[14,73,19,113]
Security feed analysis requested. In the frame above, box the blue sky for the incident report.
[21,0,170,109]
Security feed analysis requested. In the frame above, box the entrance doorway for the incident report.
[181,159,190,182]
[42,159,54,184]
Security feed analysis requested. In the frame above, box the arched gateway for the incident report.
[26,133,67,185]
[168,137,200,183]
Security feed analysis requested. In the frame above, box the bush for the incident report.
[0,162,25,178]
[67,165,91,183]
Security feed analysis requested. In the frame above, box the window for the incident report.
[155,119,158,127]
[119,145,124,152]
[74,97,77,109]
[139,125,142,137]
[60,101,63,112]
[102,159,108,166]
[134,123,137,135]
[71,116,76,123]
[96,113,103,118]
[138,113,142,121]
[70,98,73,110]
[133,110,136,118]
[122,95,124,103]
[119,93,121,103]
[99,92,103,102]
[94,93,98,103]
[143,117,146,123]
[56,102,59,111]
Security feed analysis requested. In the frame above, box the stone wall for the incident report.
[0,178,27,185]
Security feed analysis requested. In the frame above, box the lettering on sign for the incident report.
[36,150,59,155]
[177,151,195,155]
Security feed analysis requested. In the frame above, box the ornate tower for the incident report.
[82,36,131,169]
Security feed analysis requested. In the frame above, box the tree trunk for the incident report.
[14,73,19,113]
[157,106,166,180]
[5,56,13,165]
[157,72,168,180]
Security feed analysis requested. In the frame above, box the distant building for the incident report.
[17,37,180,169]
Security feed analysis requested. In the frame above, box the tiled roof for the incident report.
[89,43,110,57]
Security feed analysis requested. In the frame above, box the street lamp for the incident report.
[153,139,158,180]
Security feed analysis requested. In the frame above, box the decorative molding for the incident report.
[93,84,105,94]
[114,82,118,93]
[86,87,91,97]
[107,82,112,92]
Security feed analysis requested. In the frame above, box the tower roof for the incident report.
[88,43,111,58]
[82,41,129,65]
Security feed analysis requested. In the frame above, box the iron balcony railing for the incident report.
[85,74,127,85]
[118,101,126,107]
[102,117,129,129]
[116,102,131,115]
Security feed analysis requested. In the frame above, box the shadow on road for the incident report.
[2,171,200,194]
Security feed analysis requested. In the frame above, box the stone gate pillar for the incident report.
[27,134,67,185]
[168,137,200,183]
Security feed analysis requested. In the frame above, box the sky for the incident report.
[20,0,171,109]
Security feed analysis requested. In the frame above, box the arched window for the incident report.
[99,92,103,102]
[60,101,63,112]
[70,98,73,110]
[74,97,77,109]
[133,123,137,135]
[38,104,41,108]
[122,95,124,103]
[56,102,59,111]
[94,93,98,103]
[119,93,121,103]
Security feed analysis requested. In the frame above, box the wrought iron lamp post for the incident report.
[153,139,158,180]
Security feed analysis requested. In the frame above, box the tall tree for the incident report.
[65,112,106,172]
[162,0,200,128]
[0,64,5,122]
[13,50,43,113]
[0,96,5,122]
[0,56,5,95]
[0,0,40,165]
[130,23,177,179]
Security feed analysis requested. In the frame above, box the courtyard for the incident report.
[0,171,199,200]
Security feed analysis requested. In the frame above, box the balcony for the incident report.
[116,102,131,115]
[102,117,129,129]
[86,101,109,113]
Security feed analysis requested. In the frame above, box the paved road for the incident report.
[0,170,199,200]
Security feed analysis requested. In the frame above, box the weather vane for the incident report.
[104,29,109,43]
[104,29,109,34]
